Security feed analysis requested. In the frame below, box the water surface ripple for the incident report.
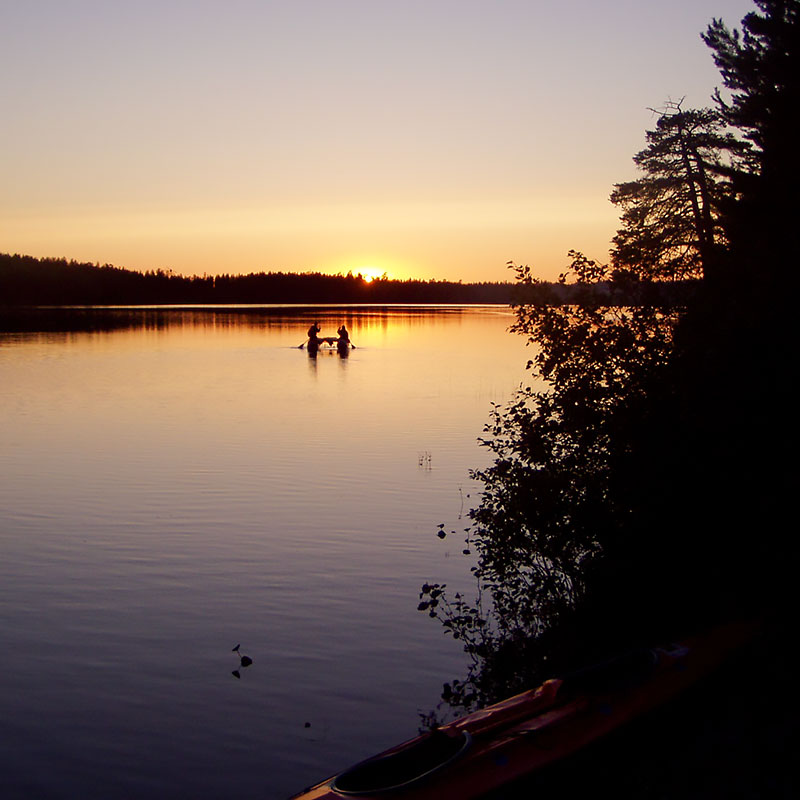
[0,306,531,799]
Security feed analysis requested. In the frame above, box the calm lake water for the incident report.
[0,305,533,800]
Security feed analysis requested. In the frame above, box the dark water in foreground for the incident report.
[0,306,531,799]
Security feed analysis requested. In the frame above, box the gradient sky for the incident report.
[1,0,754,282]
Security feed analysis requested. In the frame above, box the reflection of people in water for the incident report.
[337,324,350,346]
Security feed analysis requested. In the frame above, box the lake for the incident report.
[0,305,533,799]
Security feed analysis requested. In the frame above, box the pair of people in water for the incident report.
[306,322,350,348]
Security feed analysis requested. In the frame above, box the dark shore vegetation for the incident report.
[420,2,797,786]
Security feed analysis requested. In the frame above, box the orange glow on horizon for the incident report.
[2,196,618,285]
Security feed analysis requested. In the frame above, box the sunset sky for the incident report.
[2,0,754,283]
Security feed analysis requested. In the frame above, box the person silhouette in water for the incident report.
[307,322,321,347]
[337,324,350,347]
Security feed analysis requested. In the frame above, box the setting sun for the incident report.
[355,266,388,283]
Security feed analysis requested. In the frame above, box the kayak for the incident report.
[289,621,757,799]
[307,337,350,355]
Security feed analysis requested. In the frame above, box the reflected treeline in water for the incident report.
[0,303,498,335]
[423,0,795,721]
[0,306,169,334]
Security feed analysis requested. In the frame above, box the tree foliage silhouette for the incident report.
[610,103,747,282]
[703,0,800,293]
[422,0,798,713]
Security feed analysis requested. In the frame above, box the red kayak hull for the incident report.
[290,621,757,799]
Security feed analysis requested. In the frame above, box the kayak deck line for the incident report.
[289,620,759,800]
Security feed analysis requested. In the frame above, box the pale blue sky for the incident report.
[1,0,754,281]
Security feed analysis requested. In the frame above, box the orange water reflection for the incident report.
[0,305,537,798]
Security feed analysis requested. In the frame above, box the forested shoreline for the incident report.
[0,251,706,317]
[0,253,516,306]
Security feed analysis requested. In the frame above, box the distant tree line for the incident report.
[0,253,516,306]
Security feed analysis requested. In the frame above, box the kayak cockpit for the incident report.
[331,730,472,795]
